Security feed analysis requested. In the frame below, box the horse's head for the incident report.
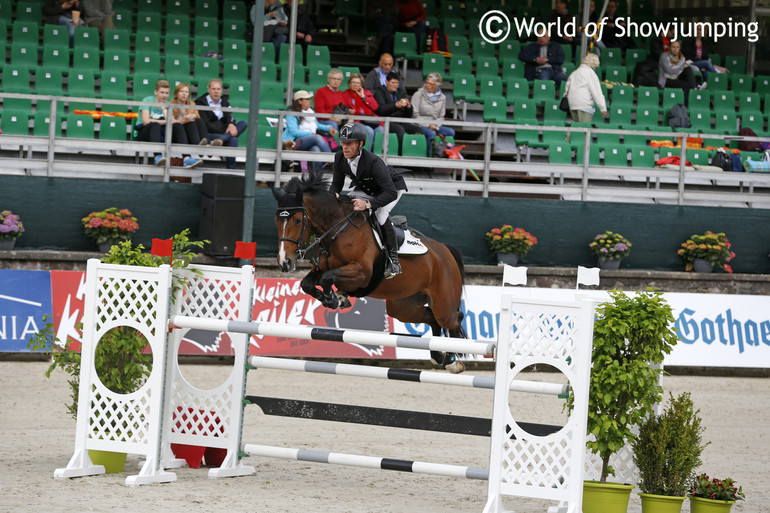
[272,170,332,272]
[272,182,308,272]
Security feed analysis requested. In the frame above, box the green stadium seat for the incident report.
[708,73,728,90]
[132,74,157,100]
[448,36,470,57]
[223,58,249,86]
[730,74,753,94]
[166,14,191,35]
[401,134,428,157]
[113,10,133,31]
[135,31,162,54]
[194,35,220,55]
[373,132,398,156]
[540,123,567,147]
[635,86,660,113]
[452,74,477,103]
[502,59,525,81]
[67,71,96,107]
[662,88,685,113]
[165,33,191,57]
[422,54,446,79]
[543,101,567,124]
[605,65,628,83]
[136,0,163,12]
[41,45,71,74]
[476,56,499,79]
[631,146,655,168]
[548,143,573,164]
[610,85,634,108]
[576,145,601,166]
[71,47,101,74]
[223,39,248,61]
[498,41,521,63]
[104,49,131,75]
[2,65,31,93]
[195,16,220,38]
[135,11,162,33]
[689,108,711,130]
[12,21,39,45]
[10,42,38,70]
[194,56,221,84]
[0,111,29,136]
[740,113,764,133]
[724,55,747,74]
[100,71,129,107]
[229,80,251,108]
[712,91,736,115]
[73,27,100,51]
[222,19,246,41]
[440,0,462,17]
[134,53,162,77]
[602,48,623,68]
[479,76,503,101]
[65,113,95,138]
[166,0,190,14]
[15,0,41,22]
[36,68,64,95]
[33,110,63,137]
[472,38,496,62]
[505,78,529,104]
[446,54,472,81]
[532,79,556,104]
[635,106,659,128]
[688,149,710,166]
[688,89,710,112]
[306,66,328,90]
[44,25,69,48]
[442,17,465,38]
[306,46,331,68]
[223,0,247,20]
[393,32,421,63]
[714,112,738,134]
[165,55,191,83]
[624,131,648,148]
[259,82,287,110]
[99,116,128,141]
[603,145,629,167]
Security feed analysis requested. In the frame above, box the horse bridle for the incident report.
[276,203,365,265]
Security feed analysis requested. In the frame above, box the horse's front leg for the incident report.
[317,262,370,310]
[300,269,327,305]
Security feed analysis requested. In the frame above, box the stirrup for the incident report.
[384,257,402,279]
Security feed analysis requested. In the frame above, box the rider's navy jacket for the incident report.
[329,148,407,210]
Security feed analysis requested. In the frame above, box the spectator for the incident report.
[600,0,635,51]
[682,25,727,83]
[284,0,315,62]
[364,53,406,97]
[170,82,223,147]
[649,27,675,63]
[549,0,577,53]
[43,0,88,44]
[251,0,288,59]
[282,90,338,171]
[659,40,700,95]
[373,71,422,154]
[341,73,384,151]
[81,0,113,40]
[366,0,398,56]
[396,0,427,48]
[410,72,455,157]
[565,53,608,126]
[314,68,347,129]
[135,79,201,168]
[195,79,248,170]
[519,32,567,84]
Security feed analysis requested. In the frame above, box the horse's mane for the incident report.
[284,169,330,198]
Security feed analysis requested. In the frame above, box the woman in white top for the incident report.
[565,53,608,124]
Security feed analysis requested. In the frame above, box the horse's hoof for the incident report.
[445,360,465,374]
[335,292,352,310]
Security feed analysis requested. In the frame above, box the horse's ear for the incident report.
[271,187,284,202]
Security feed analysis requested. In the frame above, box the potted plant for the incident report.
[632,392,708,513]
[27,229,205,473]
[485,224,538,266]
[0,209,25,250]
[81,207,139,252]
[571,288,679,513]
[589,231,631,270]
[677,231,734,274]
[688,474,745,513]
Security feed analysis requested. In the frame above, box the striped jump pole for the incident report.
[248,356,569,397]
[170,315,496,356]
[243,444,489,481]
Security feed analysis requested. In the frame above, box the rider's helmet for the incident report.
[338,122,368,143]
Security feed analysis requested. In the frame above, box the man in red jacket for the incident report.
[396,0,426,48]
[314,68,346,129]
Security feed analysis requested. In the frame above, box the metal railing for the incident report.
[2,92,770,208]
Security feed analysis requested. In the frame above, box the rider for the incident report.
[329,122,407,278]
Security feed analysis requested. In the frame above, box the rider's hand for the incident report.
[352,199,368,211]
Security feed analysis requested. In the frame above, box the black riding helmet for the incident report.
[338,122,368,142]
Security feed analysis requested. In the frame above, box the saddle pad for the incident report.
[372,228,429,255]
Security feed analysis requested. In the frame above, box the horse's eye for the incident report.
[293,217,302,225]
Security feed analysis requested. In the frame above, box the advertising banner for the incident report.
[5,269,769,367]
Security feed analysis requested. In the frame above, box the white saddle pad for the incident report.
[373,229,428,255]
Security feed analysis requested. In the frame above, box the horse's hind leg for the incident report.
[385,295,465,374]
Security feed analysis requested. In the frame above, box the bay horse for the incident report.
[272,170,468,373]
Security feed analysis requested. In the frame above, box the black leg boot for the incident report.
[381,218,402,279]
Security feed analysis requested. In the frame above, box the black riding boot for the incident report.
[381,218,402,279]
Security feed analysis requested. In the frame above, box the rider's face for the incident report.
[341,140,361,159]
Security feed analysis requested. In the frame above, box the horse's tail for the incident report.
[444,243,465,285]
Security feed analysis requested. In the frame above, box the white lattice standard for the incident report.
[55,259,175,486]
[164,264,255,478]
[484,295,594,513]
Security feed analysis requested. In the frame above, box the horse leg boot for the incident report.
[381,218,402,279]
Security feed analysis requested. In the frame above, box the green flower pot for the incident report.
[88,449,128,474]
[688,496,736,513]
[639,493,685,513]
[583,481,633,513]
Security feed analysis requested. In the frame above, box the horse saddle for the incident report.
[372,215,428,255]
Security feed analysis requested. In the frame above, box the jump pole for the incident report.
[248,356,569,396]
[170,315,495,356]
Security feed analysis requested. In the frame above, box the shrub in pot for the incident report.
[632,392,708,512]
[570,288,679,513]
